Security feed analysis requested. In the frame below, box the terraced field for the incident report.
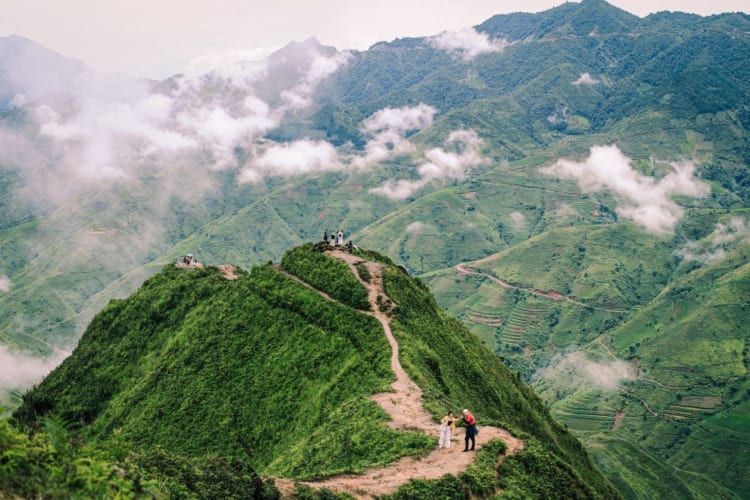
[497,299,553,348]
[552,389,620,433]
[663,396,723,422]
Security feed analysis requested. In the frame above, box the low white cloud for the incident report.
[547,105,568,125]
[352,103,436,169]
[0,275,11,293]
[369,178,428,200]
[540,145,709,235]
[676,217,750,265]
[573,72,599,85]
[241,139,343,182]
[429,27,509,61]
[406,221,426,234]
[510,211,526,229]
[279,51,351,111]
[533,351,636,391]
[0,346,69,390]
[370,129,486,200]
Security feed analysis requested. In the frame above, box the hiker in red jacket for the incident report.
[462,409,477,452]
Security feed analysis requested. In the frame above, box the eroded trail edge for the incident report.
[289,250,524,499]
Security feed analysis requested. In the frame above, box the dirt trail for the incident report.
[455,263,627,314]
[280,250,524,499]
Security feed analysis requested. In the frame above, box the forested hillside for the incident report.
[1,1,748,497]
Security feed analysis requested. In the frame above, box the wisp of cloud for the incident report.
[533,351,636,391]
[429,27,509,61]
[540,145,709,235]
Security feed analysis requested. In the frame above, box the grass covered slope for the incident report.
[425,212,750,498]
[382,265,619,498]
[14,245,617,498]
[14,253,432,480]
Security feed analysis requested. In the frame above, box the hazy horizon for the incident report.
[1,0,748,79]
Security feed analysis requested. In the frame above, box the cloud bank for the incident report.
[676,217,750,264]
[370,129,486,200]
[510,211,526,229]
[429,27,509,61]
[241,139,344,183]
[0,346,69,390]
[15,45,351,198]
[533,351,636,391]
[352,103,436,169]
[540,145,709,235]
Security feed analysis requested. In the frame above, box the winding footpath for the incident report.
[277,251,524,499]
[455,263,628,314]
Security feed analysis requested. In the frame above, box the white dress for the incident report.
[439,416,453,448]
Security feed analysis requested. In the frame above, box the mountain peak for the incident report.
[478,0,638,39]
[13,244,618,498]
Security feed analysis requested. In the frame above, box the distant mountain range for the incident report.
[1,0,748,497]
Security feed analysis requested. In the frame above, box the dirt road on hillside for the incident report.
[276,251,524,499]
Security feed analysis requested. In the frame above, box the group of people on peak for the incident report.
[177,253,202,268]
[323,229,345,247]
[439,409,478,452]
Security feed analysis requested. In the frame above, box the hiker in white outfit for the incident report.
[337,229,344,246]
[439,411,456,448]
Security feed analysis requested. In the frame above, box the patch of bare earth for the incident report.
[276,250,524,499]
[612,411,624,430]
[218,264,238,280]
[175,261,204,270]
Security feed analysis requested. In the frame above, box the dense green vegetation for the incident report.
[281,243,370,310]
[14,261,434,481]
[10,247,617,498]
[0,415,278,498]
[2,2,749,498]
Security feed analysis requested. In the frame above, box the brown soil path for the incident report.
[455,263,628,314]
[279,250,524,499]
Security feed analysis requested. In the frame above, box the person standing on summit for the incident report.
[337,229,344,246]
[462,409,477,452]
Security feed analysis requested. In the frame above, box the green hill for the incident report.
[1,2,749,498]
[11,245,618,498]
[424,212,750,498]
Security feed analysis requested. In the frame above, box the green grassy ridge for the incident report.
[281,243,369,310]
[14,260,438,480]
[0,5,747,499]
[381,265,620,498]
[12,245,618,497]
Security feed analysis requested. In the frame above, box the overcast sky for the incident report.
[2,0,748,79]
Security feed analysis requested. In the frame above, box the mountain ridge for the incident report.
[13,244,619,498]
[1,1,749,497]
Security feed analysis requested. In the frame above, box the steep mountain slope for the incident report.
[14,245,618,498]
[1,1,749,497]
[424,212,749,498]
